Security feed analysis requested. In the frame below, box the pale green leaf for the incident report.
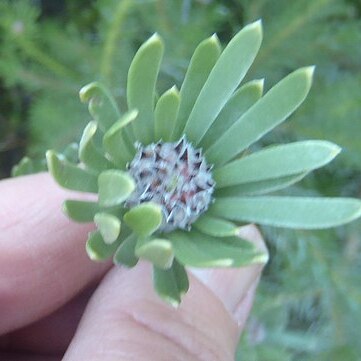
[63,199,99,222]
[63,143,79,163]
[136,237,174,269]
[127,33,164,144]
[46,150,98,193]
[154,86,180,142]
[79,82,120,131]
[171,34,221,140]
[123,202,163,237]
[210,196,361,229]
[79,121,111,171]
[98,170,135,207]
[152,260,189,307]
[113,233,138,267]
[169,230,268,267]
[103,110,138,168]
[215,173,307,197]
[193,214,239,237]
[214,140,340,188]
[94,212,121,244]
[86,230,121,261]
[206,66,315,166]
[200,79,264,150]
[184,20,263,145]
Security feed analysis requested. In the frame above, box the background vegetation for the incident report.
[1,0,360,359]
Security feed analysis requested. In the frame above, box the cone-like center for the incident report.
[126,137,215,232]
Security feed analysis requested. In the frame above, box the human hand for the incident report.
[0,173,267,361]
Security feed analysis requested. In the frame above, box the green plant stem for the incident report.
[100,0,133,83]
[255,0,331,65]
[17,39,79,80]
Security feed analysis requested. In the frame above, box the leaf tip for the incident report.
[79,82,98,103]
[330,143,342,158]
[246,18,263,36]
[302,65,316,85]
[168,85,179,95]
[147,32,164,49]
[253,78,265,94]
[209,32,220,44]
[46,150,59,175]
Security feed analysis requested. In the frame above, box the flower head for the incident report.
[46,20,361,305]
[126,137,215,232]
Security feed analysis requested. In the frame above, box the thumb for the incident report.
[63,225,267,361]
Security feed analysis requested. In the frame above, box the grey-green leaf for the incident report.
[169,230,268,267]
[210,196,361,229]
[152,260,189,307]
[214,140,341,188]
[123,202,163,237]
[103,110,138,168]
[86,230,120,261]
[79,82,121,131]
[200,79,264,150]
[171,34,221,140]
[206,66,315,166]
[215,173,307,197]
[193,214,239,237]
[79,121,111,171]
[113,233,138,267]
[98,170,135,207]
[136,237,174,269]
[94,212,121,244]
[184,20,263,145]
[63,200,99,222]
[127,33,164,144]
[154,86,180,142]
[46,150,98,193]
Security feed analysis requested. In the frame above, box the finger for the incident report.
[63,227,267,361]
[0,284,96,355]
[191,225,267,329]
[0,173,110,334]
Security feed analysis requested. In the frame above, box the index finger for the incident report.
[0,173,110,334]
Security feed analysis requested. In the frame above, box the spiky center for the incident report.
[126,137,215,232]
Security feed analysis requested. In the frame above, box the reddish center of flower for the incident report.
[126,137,215,232]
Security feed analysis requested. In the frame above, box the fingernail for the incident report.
[191,225,267,322]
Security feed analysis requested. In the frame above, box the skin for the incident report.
[0,173,267,361]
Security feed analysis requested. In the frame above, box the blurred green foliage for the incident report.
[0,0,360,359]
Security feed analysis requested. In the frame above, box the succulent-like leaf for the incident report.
[171,34,221,140]
[86,230,121,261]
[123,202,163,237]
[98,170,135,207]
[79,121,111,171]
[169,230,268,267]
[184,20,263,145]
[215,173,307,197]
[113,233,138,267]
[206,66,315,165]
[63,143,79,163]
[200,79,264,150]
[79,82,121,131]
[63,199,99,222]
[46,150,98,192]
[214,140,340,187]
[152,260,189,307]
[210,196,361,229]
[193,214,239,237]
[127,33,164,144]
[154,86,180,142]
[94,212,121,244]
[136,237,174,269]
[103,110,138,168]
